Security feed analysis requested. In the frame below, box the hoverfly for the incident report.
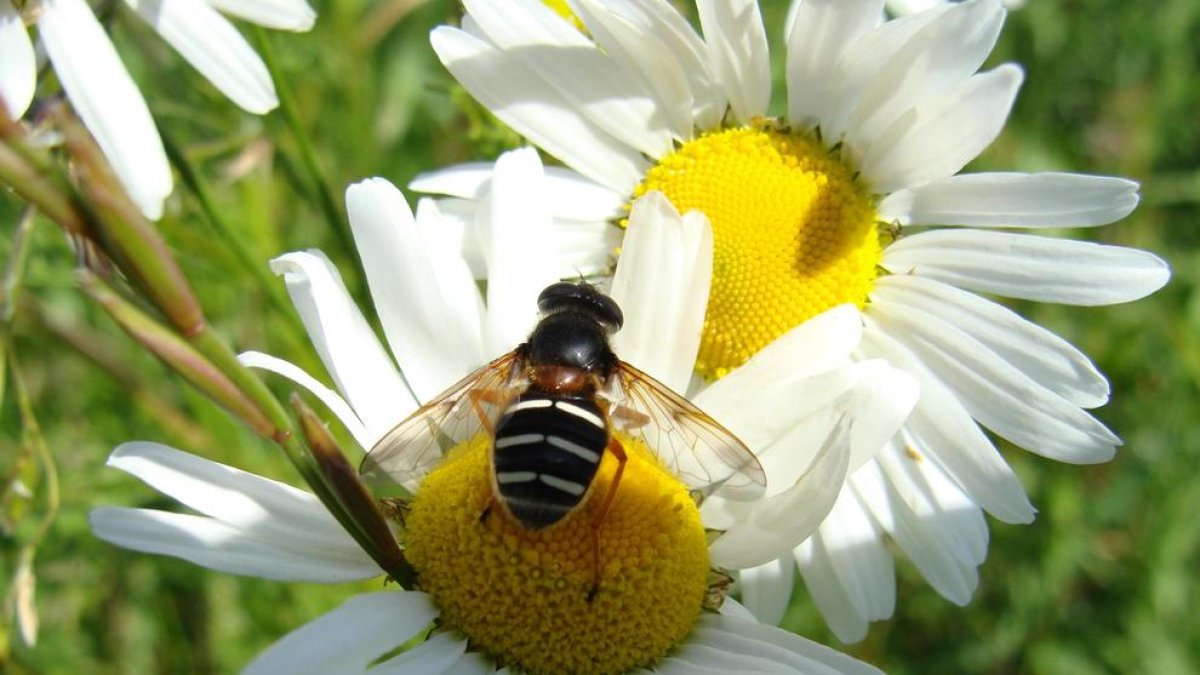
[361,282,766,598]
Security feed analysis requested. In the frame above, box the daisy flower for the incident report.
[885,0,1025,15]
[90,148,905,673]
[89,441,882,674]
[0,0,315,219]
[416,0,1171,641]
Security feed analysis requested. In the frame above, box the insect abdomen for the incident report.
[492,394,608,529]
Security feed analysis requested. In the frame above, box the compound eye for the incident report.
[537,282,580,313]
[536,282,624,331]
[595,293,623,330]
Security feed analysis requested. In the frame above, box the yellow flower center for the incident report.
[404,433,709,675]
[634,121,882,379]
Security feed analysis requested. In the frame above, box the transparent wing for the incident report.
[605,362,766,501]
[360,352,525,491]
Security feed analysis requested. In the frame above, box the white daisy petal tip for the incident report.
[0,0,36,119]
[107,439,163,470]
[494,145,544,176]
[205,0,316,32]
[878,172,1146,229]
[347,175,402,198]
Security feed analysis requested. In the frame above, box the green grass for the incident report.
[1,0,1198,672]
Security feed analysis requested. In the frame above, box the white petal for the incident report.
[410,162,624,223]
[270,251,416,439]
[881,228,1171,306]
[812,486,895,627]
[694,305,862,453]
[104,442,351,539]
[794,535,869,644]
[463,0,673,157]
[552,218,623,277]
[479,148,560,356]
[876,437,988,568]
[845,0,1004,155]
[717,596,758,622]
[572,0,695,140]
[737,556,794,627]
[708,416,852,569]
[870,300,1119,463]
[688,613,885,674]
[872,274,1109,408]
[609,192,712,393]
[851,454,981,604]
[431,25,649,193]
[123,0,276,113]
[861,64,1023,192]
[90,507,379,582]
[586,0,726,129]
[414,198,483,279]
[238,351,374,451]
[878,172,1141,227]
[840,360,919,471]
[244,592,437,675]
[886,0,946,13]
[424,651,493,675]
[822,4,951,140]
[346,178,485,402]
[696,0,771,123]
[786,0,884,129]
[418,197,618,281]
[0,0,35,118]
[860,322,1036,523]
[205,0,316,31]
[369,632,468,674]
[38,0,172,219]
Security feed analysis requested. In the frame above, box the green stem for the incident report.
[0,143,89,237]
[159,132,308,338]
[81,272,277,439]
[11,351,60,550]
[0,207,36,410]
[250,27,365,295]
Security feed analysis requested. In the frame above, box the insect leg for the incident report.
[587,436,628,602]
[467,388,506,435]
[479,496,496,524]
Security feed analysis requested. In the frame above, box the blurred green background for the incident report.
[1,0,1197,672]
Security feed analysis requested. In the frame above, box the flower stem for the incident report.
[0,207,36,410]
[160,132,311,349]
[250,27,367,297]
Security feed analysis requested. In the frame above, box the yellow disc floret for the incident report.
[634,121,882,379]
[404,433,709,675]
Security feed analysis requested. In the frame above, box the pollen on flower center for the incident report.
[634,121,882,379]
[403,433,709,675]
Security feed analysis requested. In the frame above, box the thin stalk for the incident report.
[11,351,61,550]
[0,207,37,408]
[0,144,89,237]
[29,298,212,449]
[160,132,307,334]
[55,107,205,334]
[250,27,365,295]
[293,394,411,583]
[80,272,276,439]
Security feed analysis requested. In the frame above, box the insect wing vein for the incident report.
[610,363,765,500]
[360,352,524,491]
